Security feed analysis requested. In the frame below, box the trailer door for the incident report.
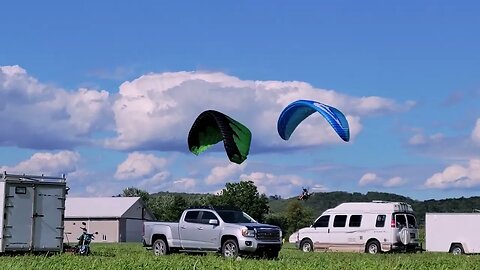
[3,184,34,251]
[32,185,65,251]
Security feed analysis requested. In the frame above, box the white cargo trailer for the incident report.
[425,213,480,254]
[0,172,67,253]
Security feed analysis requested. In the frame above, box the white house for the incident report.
[64,197,155,243]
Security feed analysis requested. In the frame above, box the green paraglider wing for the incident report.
[188,110,252,164]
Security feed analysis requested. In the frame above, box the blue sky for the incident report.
[1,1,480,200]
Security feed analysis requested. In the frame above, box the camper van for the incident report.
[295,201,420,254]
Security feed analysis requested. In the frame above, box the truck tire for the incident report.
[365,240,381,254]
[450,244,464,255]
[221,239,239,258]
[300,239,313,252]
[153,238,169,256]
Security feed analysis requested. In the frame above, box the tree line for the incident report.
[119,182,480,238]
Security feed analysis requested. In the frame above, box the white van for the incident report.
[295,201,420,254]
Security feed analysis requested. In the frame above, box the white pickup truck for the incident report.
[142,206,283,259]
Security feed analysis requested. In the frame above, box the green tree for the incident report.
[285,200,314,234]
[121,187,151,203]
[208,180,269,222]
[149,195,188,222]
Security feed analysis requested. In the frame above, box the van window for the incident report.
[313,215,330,227]
[395,214,407,228]
[406,214,417,228]
[375,215,386,227]
[349,215,362,227]
[333,215,347,227]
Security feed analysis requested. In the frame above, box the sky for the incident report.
[1,1,480,200]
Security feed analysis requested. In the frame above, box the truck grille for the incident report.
[255,229,280,241]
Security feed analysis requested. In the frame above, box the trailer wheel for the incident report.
[450,244,464,255]
[365,240,381,254]
[153,238,169,256]
[300,239,313,252]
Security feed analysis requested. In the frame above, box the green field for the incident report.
[0,243,479,270]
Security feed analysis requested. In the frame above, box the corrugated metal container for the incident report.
[0,172,67,253]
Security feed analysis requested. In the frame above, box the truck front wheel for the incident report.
[222,239,239,258]
[153,238,169,256]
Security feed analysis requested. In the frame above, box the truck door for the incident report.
[179,210,201,249]
[32,185,65,251]
[309,215,330,251]
[3,184,34,251]
[198,211,222,250]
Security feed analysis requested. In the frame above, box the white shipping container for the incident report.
[0,172,67,253]
[425,213,480,254]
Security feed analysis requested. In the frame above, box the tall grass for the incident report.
[0,243,478,270]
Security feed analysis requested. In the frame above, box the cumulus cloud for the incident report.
[0,65,112,149]
[359,173,407,187]
[205,162,247,185]
[0,151,80,176]
[239,171,321,198]
[105,71,412,152]
[114,152,168,180]
[408,133,444,145]
[424,159,480,189]
[472,119,480,145]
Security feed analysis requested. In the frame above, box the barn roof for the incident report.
[65,197,144,218]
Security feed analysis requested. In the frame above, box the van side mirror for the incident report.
[82,222,87,226]
[209,219,219,225]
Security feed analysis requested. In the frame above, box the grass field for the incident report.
[0,243,479,270]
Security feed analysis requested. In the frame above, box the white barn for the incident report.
[64,197,155,243]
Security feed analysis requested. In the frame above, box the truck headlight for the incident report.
[241,228,255,237]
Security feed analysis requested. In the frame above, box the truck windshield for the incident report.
[216,210,256,223]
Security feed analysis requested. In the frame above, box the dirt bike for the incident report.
[74,222,98,255]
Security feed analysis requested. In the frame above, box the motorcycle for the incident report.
[74,222,98,255]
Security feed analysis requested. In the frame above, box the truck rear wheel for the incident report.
[153,238,168,256]
[222,239,239,258]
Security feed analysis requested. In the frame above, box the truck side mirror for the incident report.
[209,219,219,225]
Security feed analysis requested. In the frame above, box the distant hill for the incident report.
[269,191,480,225]
[151,190,480,225]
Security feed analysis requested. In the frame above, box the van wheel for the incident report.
[450,244,464,255]
[222,239,239,258]
[366,240,381,254]
[153,238,168,256]
[300,239,313,252]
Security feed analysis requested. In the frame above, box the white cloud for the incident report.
[114,152,168,180]
[359,173,407,187]
[205,162,247,185]
[472,119,480,145]
[0,65,112,149]
[0,151,80,176]
[424,159,480,189]
[105,71,412,151]
[239,172,320,198]
[384,176,407,187]
[408,133,444,145]
[359,173,381,186]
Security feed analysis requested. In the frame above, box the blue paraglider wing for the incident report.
[277,100,350,142]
